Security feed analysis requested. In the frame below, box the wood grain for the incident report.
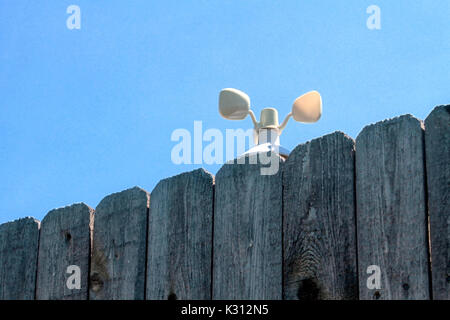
[283,131,358,300]
[36,203,94,300]
[0,217,40,300]
[89,187,149,300]
[146,169,214,300]
[356,115,430,300]
[213,153,283,299]
[425,105,450,300]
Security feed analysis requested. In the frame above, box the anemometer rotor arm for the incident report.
[247,109,259,129]
[218,87,322,156]
[278,112,293,133]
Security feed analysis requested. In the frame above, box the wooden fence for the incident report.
[0,105,448,300]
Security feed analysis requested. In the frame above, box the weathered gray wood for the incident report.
[283,131,358,300]
[356,115,430,300]
[213,153,283,299]
[425,105,450,300]
[146,169,214,300]
[36,203,94,300]
[0,217,40,300]
[89,187,149,300]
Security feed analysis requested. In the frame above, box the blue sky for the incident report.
[0,1,449,223]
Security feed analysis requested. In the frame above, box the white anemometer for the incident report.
[218,88,322,159]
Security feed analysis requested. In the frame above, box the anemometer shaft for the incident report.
[256,128,280,146]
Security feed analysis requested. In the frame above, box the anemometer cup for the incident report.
[218,87,323,159]
[291,90,322,123]
[218,88,250,120]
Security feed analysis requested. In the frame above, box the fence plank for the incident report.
[36,203,94,300]
[283,131,358,300]
[213,153,283,299]
[146,169,214,300]
[0,217,40,300]
[356,115,430,300]
[425,105,450,300]
[89,187,149,300]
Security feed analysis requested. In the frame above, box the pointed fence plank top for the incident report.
[146,169,214,300]
[0,217,40,300]
[36,203,94,300]
[356,115,430,300]
[283,131,358,300]
[425,105,450,300]
[90,187,149,300]
[213,154,283,300]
